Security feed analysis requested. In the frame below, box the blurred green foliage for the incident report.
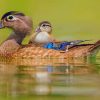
[0,0,99,56]
[0,0,100,42]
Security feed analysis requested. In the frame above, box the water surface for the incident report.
[0,57,100,100]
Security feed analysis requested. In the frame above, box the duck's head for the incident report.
[0,11,33,35]
[36,21,52,34]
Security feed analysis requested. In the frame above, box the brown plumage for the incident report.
[12,42,99,59]
[0,11,99,59]
[0,11,33,57]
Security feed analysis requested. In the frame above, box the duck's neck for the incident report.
[6,31,26,45]
[0,31,26,56]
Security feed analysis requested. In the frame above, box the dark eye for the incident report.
[6,15,15,21]
[42,24,51,27]
[42,24,46,27]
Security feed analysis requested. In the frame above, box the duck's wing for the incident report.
[88,40,100,55]
[43,40,90,50]
[12,40,100,59]
[68,40,100,57]
[28,32,38,44]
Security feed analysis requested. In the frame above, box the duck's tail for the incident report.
[88,40,100,55]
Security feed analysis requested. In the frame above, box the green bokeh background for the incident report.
[0,0,100,42]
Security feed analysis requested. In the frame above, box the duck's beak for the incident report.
[0,21,4,29]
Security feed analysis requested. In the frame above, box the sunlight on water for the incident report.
[0,57,100,100]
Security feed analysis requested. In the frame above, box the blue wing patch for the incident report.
[43,42,72,50]
[43,40,90,51]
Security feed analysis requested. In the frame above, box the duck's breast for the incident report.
[34,32,52,43]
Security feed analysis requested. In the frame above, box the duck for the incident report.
[29,21,55,44]
[0,11,100,59]
[0,11,33,57]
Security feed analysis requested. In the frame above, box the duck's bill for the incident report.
[0,21,4,29]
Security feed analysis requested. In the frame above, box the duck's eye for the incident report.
[6,15,15,21]
[42,24,51,27]
[42,24,46,27]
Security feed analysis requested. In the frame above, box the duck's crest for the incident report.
[1,11,25,20]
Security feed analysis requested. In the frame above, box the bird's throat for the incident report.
[34,32,52,43]
[6,32,26,45]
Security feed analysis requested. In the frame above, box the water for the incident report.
[0,57,100,100]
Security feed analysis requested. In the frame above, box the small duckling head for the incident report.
[36,21,52,34]
[0,11,33,36]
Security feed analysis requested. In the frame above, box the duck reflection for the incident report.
[0,58,99,97]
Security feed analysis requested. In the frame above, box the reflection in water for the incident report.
[0,57,100,100]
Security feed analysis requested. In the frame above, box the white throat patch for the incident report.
[34,32,52,43]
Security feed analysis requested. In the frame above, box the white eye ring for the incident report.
[6,15,17,21]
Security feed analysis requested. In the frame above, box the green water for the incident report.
[0,58,100,100]
[0,0,100,100]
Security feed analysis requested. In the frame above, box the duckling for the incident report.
[0,11,33,57]
[29,21,55,44]
[0,11,99,59]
